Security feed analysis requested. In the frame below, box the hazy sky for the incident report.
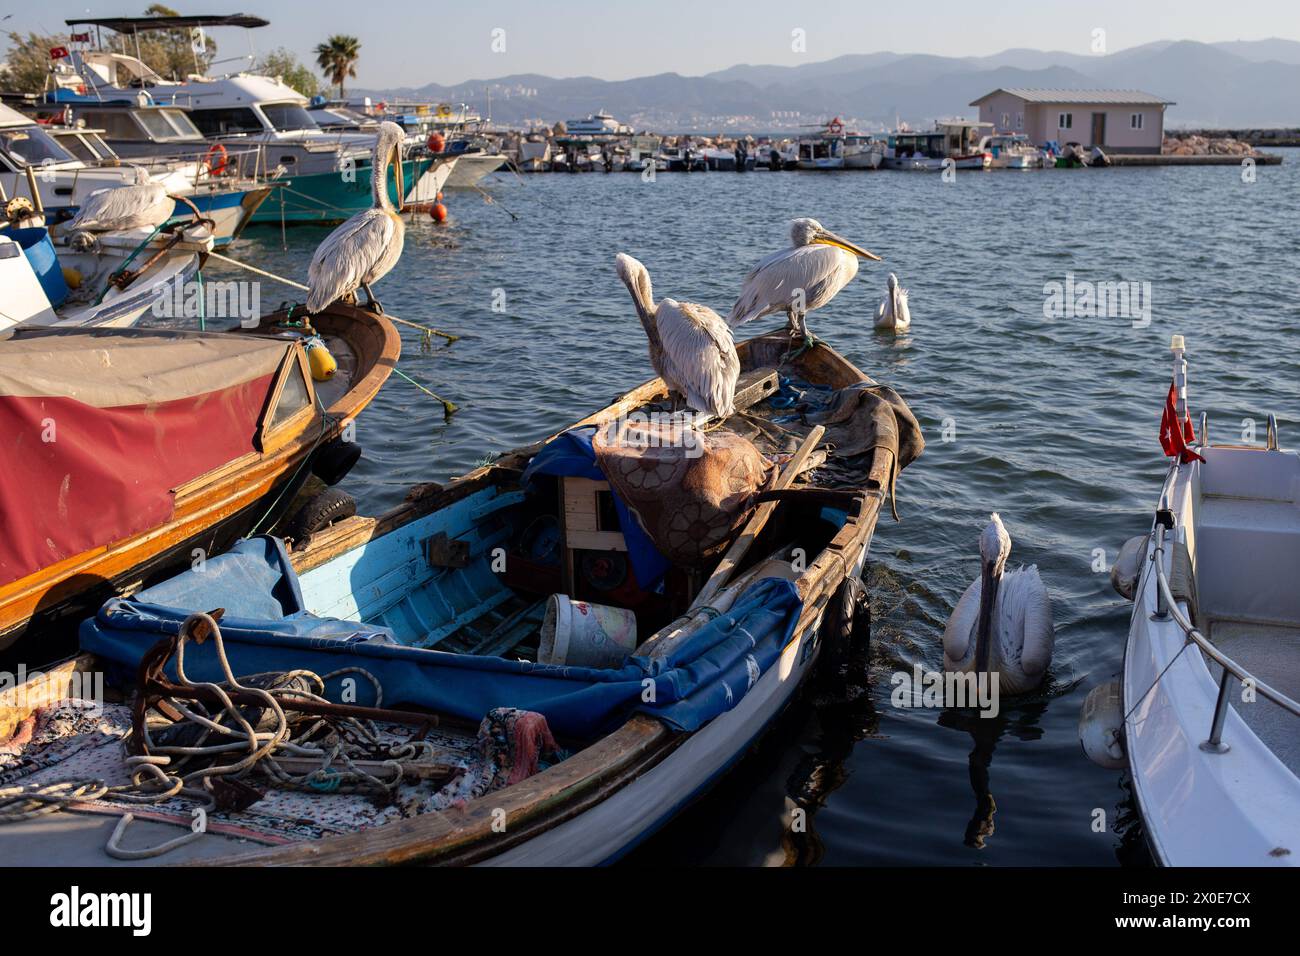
[4,0,1299,89]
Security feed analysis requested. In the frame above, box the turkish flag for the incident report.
[1160,382,1205,463]
[49,46,69,60]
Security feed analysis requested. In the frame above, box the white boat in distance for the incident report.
[981,133,1045,169]
[1092,336,1300,866]
[562,110,632,138]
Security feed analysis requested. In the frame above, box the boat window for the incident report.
[260,103,320,132]
[136,110,197,141]
[268,356,312,431]
[0,125,76,166]
[191,107,264,137]
[161,109,202,138]
[76,110,146,141]
[58,134,99,163]
[83,132,117,158]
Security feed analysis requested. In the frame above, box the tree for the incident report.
[314,35,360,99]
[257,48,319,97]
[0,32,64,94]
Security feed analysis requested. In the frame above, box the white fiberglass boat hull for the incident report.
[1125,450,1300,866]
[444,153,507,188]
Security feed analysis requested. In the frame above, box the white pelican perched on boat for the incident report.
[307,122,406,315]
[615,252,740,419]
[943,513,1054,695]
[874,273,911,331]
[729,217,880,350]
[66,166,172,233]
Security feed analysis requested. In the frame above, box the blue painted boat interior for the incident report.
[297,484,548,657]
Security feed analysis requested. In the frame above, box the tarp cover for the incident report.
[522,426,671,590]
[80,536,803,737]
[0,328,290,587]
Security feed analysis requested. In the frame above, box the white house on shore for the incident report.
[969,88,1174,154]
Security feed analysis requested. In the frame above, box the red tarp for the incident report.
[0,329,291,588]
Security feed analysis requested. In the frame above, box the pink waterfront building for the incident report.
[969,88,1174,154]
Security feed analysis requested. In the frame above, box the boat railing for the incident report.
[1149,505,1300,753]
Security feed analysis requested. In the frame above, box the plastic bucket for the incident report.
[9,228,69,309]
[538,595,638,669]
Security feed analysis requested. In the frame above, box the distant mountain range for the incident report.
[355,39,1300,131]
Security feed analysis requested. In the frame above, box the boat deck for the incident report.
[1207,618,1300,776]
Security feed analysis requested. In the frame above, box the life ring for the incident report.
[203,142,230,177]
[827,117,844,135]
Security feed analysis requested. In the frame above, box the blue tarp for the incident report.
[522,426,671,590]
[79,537,803,738]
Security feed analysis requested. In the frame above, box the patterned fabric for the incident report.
[408,707,565,814]
[593,421,775,567]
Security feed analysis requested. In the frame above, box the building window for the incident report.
[1015,112,1024,130]
[1000,112,1010,129]
[1130,112,1144,130]
[1058,112,1073,130]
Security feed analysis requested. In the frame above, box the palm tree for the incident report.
[314,35,360,99]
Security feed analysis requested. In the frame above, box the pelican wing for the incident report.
[999,566,1053,679]
[68,182,172,232]
[307,208,399,313]
[656,299,740,418]
[729,245,857,327]
[942,576,982,670]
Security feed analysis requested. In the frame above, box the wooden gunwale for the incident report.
[0,304,401,647]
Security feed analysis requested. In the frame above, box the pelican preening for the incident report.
[874,272,911,331]
[614,253,740,420]
[307,121,407,315]
[66,166,173,233]
[729,217,880,351]
[943,514,1055,696]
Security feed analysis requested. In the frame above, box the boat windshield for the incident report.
[136,108,203,141]
[260,102,320,132]
[0,124,76,167]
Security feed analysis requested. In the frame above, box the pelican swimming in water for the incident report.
[874,272,911,331]
[615,253,740,420]
[307,121,406,314]
[66,166,173,233]
[943,513,1054,696]
[729,217,880,350]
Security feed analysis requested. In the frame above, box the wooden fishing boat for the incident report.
[0,331,920,865]
[0,303,400,653]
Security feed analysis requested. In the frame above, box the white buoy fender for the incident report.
[1110,535,1148,601]
[1079,679,1128,769]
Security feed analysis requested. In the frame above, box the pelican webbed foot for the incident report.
[361,282,385,315]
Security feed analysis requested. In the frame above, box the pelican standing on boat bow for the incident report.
[66,166,172,233]
[729,217,880,351]
[615,253,740,419]
[943,513,1054,695]
[307,122,406,315]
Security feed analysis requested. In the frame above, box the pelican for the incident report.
[874,272,911,331]
[614,253,740,420]
[729,217,880,351]
[943,514,1054,696]
[66,166,172,232]
[307,121,406,315]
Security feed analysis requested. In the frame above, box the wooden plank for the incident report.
[691,425,825,610]
[566,530,627,552]
[732,368,780,411]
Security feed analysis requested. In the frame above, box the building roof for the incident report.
[970,88,1175,106]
